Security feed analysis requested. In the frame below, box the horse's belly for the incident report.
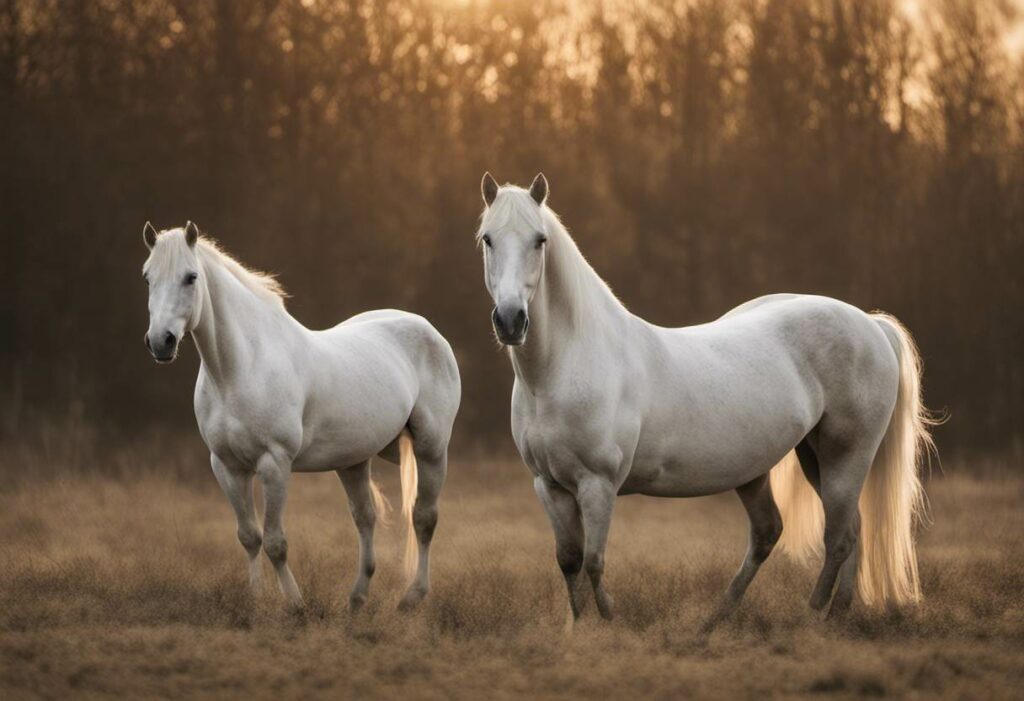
[622,419,808,497]
[620,454,774,497]
[291,439,373,472]
[291,390,412,472]
[292,415,406,472]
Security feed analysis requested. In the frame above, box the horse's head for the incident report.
[141,221,203,363]
[477,172,549,346]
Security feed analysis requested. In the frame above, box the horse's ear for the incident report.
[529,173,548,206]
[184,221,199,248]
[481,172,499,207]
[143,221,157,250]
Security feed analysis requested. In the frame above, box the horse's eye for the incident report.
[535,234,548,249]
[482,233,492,248]
[184,272,198,285]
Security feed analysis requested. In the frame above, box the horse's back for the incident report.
[321,310,431,353]
[717,293,877,331]
[330,310,456,376]
[707,294,888,349]
[719,293,805,320]
[339,308,415,327]
[689,295,897,388]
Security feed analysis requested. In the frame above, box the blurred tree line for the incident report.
[0,0,1020,462]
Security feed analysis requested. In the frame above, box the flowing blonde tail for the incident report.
[772,312,936,607]
[399,429,419,582]
[368,472,392,527]
[858,312,936,606]
[771,450,824,563]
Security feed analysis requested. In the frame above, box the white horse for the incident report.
[142,222,460,611]
[475,173,934,630]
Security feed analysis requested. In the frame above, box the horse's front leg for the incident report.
[211,454,263,590]
[256,452,304,611]
[577,475,618,620]
[534,476,587,619]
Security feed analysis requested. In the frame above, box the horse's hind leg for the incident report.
[337,461,376,611]
[534,477,587,620]
[828,512,861,618]
[398,445,447,611]
[700,473,782,636]
[808,443,872,612]
[211,454,263,590]
[796,437,862,618]
[256,453,304,611]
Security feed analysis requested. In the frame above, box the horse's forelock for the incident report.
[143,227,193,276]
[479,186,545,239]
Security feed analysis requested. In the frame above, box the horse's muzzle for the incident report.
[146,330,179,363]
[492,306,529,346]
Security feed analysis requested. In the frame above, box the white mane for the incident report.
[479,186,625,329]
[197,236,287,308]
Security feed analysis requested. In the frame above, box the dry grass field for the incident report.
[1,454,1022,699]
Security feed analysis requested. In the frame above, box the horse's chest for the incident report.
[195,381,302,464]
[513,394,628,485]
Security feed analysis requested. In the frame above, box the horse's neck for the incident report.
[511,225,627,388]
[191,253,293,382]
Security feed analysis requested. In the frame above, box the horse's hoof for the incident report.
[596,593,615,620]
[349,593,368,612]
[397,588,427,612]
[825,603,851,623]
[562,608,577,635]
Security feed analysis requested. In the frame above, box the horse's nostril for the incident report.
[515,309,526,325]
[144,333,151,351]
[164,331,177,347]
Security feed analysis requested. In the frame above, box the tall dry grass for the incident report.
[0,453,1022,699]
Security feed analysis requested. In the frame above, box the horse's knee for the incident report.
[825,529,855,564]
[263,533,288,564]
[556,543,583,576]
[752,535,778,563]
[352,503,376,530]
[754,514,783,561]
[413,502,438,542]
[584,552,604,580]
[237,526,262,557]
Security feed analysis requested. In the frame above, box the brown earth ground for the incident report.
[0,458,1021,699]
